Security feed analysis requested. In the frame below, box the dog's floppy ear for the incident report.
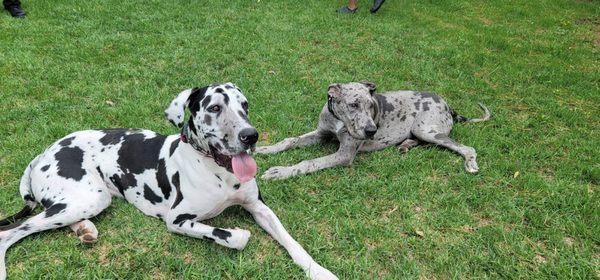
[327,83,342,98]
[360,80,377,95]
[164,87,207,127]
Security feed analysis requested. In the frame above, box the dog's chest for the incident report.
[174,161,247,220]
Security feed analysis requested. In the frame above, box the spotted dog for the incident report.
[0,83,337,280]
[257,81,490,180]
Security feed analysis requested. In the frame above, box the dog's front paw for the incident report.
[261,166,294,180]
[306,264,338,280]
[464,158,479,174]
[227,228,251,250]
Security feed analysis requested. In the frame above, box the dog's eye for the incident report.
[349,103,360,109]
[208,105,221,113]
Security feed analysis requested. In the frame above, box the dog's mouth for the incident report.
[209,146,257,183]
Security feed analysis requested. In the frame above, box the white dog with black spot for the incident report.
[0,83,337,280]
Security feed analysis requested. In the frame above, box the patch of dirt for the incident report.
[563,237,574,246]
[533,254,547,264]
[575,17,599,26]
[97,244,111,265]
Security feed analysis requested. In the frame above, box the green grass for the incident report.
[1,0,598,279]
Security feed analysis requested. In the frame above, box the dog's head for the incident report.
[165,83,258,183]
[327,81,379,140]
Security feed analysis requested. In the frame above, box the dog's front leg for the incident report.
[255,130,322,154]
[243,200,338,280]
[262,135,361,180]
[165,214,251,250]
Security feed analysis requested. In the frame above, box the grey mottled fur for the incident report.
[256,81,490,180]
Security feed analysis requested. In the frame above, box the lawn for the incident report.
[0,0,598,279]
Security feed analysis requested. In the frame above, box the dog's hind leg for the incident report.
[0,191,111,280]
[412,127,479,173]
[398,138,420,153]
[70,219,98,244]
[255,130,322,154]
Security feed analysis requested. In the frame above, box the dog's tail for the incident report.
[452,102,491,123]
[0,205,35,228]
[0,157,40,228]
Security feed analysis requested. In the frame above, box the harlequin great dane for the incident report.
[0,83,337,280]
[257,81,490,180]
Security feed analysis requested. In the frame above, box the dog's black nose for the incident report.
[239,128,259,146]
[364,125,377,138]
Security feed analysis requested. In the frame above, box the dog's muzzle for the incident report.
[364,124,377,139]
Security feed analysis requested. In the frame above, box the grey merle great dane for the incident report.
[0,83,337,280]
[257,81,490,180]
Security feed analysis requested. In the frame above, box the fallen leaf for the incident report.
[105,100,115,106]
[513,171,520,178]
[260,132,270,143]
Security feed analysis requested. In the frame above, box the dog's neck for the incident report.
[180,122,234,173]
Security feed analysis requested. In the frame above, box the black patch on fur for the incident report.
[422,101,430,111]
[204,236,215,242]
[233,184,240,190]
[224,84,233,89]
[55,146,87,181]
[414,101,421,111]
[171,172,182,209]
[215,174,222,181]
[204,114,212,126]
[117,133,167,174]
[188,86,209,116]
[41,165,50,172]
[420,92,441,103]
[375,95,395,115]
[238,110,249,121]
[156,159,171,199]
[222,93,229,104]
[169,139,180,157]
[188,118,198,135]
[24,194,35,202]
[214,87,224,93]
[109,173,137,196]
[212,228,232,240]
[19,224,31,231]
[201,94,212,109]
[99,129,131,146]
[59,136,76,146]
[143,184,163,205]
[173,213,197,226]
[96,166,104,179]
[41,198,54,208]
[45,203,67,218]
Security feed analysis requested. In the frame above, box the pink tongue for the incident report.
[231,152,258,183]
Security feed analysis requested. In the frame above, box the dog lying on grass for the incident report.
[257,81,490,180]
[0,83,337,280]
